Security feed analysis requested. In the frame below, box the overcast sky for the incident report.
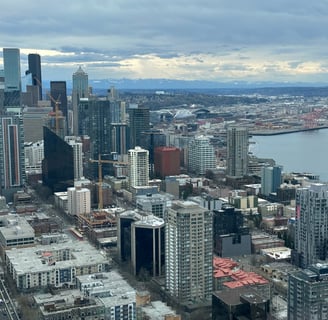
[1,0,328,83]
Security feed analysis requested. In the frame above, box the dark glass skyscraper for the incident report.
[0,115,25,200]
[89,99,111,157]
[27,53,42,100]
[213,204,251,257]
[42,126,74,192]
[50,81,68,120]
[128,104,150,149]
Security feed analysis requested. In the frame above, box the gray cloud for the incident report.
[1,0,328,81]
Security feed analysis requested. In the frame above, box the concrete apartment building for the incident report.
[187,135,216,175]
[293,183,328,268]
[5,240,108,291]
[165,200,213,302]
[128,146,149,189]
[67,187,91,216]
[0,215,35,253]
[288,263,328,320]
[34,271,136,320]
[226,126,249,178]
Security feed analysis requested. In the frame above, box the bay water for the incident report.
[249,129,328,182]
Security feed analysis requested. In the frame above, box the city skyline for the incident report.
[1,1,328,83]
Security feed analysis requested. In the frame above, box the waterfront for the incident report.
[250,128,328,182]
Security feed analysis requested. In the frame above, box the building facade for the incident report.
[128,147,149,189]
[226,126,249,178]
[288,263,328,320]
[50,81,68,121]
[72,66,88,136]
[154,146,180,179]
[293,183,328,268]
[42,127,74,192]
[128,104,150,149]
[0,115,25,199]
[67,187,91,216]
[3,48,21,106]
[27,53,42,101]
[65,136,84,181]
[187,135,216,175]
[111,123,128,156]
[89,99,112,163]
[24,140,44,173]
[136,193,170,219]
[117,210,165,277]
[5,241,108,291]
[213,204,251,257]
[261,165,282,196]
[165,201,213,302]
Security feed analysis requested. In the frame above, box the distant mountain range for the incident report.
[43,78,328,96]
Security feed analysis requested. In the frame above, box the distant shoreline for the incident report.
[250,125,328,136]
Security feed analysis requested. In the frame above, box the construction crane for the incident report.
[47,93,61,135]
[89,154,128,210]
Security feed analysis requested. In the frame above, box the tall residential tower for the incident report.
[128,147,149,189]
[165,200,213,302]
[188,135,216,175]
[128,104,150,149]
[226,126,249,177]
[0,115,25,200]
[293,183,328,268]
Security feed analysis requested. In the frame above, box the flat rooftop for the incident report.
[6,240,108,275]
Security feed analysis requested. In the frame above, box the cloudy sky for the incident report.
[1,0,328,83]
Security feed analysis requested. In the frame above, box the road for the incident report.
[0,280,20,320]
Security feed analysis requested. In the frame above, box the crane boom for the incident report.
[47,93,61,135]
[89,154,128,210]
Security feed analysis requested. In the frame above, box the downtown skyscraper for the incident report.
[72,66,88,135]
[27,53,42,100]
[50,81,68,121]
[128,104,150,149]
[0,115,25,199]
[3,48,21,106]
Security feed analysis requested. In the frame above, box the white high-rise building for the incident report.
[165,200,213,302]
[294,183,328,268]
[67,187,91,216]
[226,126,249,177]
[24,140,44,171]
[188,135,216,175]
[65,136,83,181]
[128,146,149,188]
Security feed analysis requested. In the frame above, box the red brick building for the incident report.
[154,147,180,178]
